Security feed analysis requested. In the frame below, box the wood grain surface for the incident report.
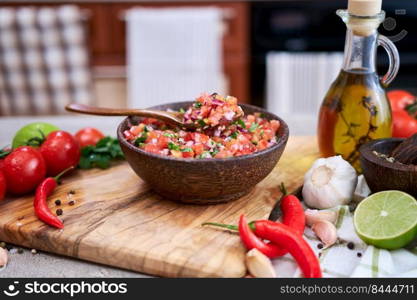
[0,136,318,278]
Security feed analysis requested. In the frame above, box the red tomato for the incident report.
[0,171,6,200]
[40,131,80,176]
[75,127,105,148]
[387,90,415,112]
[392,110,417,138]
[181,150,195,158]
[3,146,46,195]
[143,144,160,154]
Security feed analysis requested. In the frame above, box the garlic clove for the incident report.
[305,209,339,227]
[0,247,8,267]
[312,220,338,247]
[245,248,277,278]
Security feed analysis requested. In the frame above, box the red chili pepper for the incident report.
[34,167,73,229]
[202,183,305,258]
[240,215,322,278]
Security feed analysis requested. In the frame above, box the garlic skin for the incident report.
[305,209,338,227]
[353,175,371,203]
[303,156,357,209]
[312,220,338,247]
[246,249,276,278]
[0,248,8,267]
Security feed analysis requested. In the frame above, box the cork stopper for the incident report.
[348,0,382,17]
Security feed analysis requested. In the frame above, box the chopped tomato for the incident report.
[127,93,280,159]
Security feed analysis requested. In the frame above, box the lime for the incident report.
[12,122,60,148]
[354,191,417,250]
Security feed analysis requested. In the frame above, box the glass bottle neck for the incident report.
[342,28,378,73]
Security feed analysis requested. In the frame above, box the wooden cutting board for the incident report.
[0,136,318,277]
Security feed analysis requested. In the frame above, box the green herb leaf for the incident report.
[180,147,193,152]
[198,119,206,127]
[134,133,148,146]
[194,102,202,108]
[234,119,246,128]
[163,132,176,138]
[78,136,124,170]
[230,132,238,139]
[179,108,185,113]
[168,142,180,151]
[249,123,259,133]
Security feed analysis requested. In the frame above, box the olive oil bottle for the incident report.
[317,0,399,171]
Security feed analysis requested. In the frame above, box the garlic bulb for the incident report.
[303,156,357,209]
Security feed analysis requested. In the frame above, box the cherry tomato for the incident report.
[0,171,6,200]
[387,90,415,112]
[3,146,46,195]
[40,131,80,176]
[75,127,105,148]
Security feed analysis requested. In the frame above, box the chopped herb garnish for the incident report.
[198,119,206,127]
[234,119,246,128]
[249,123,259,133]
[134,133,148,146]
[194,102,202,108]
[179,108,185,113]
[209,149,219,157]
[230,132,239,139]
[168,142,180,151]
[180,147,193,152]
[163,132,176,138]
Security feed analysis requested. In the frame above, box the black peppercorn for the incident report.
[68,200,75,206]
[55,199,61,206]
[69,190,75,195]
[317,243,324,249]
[347,242,355,250]
[357,252,362,258]
[56,209,63,216]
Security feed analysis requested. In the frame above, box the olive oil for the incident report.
[317,4,399,172]
[318,69,392,170]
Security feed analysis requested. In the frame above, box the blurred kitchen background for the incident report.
[0,0,416,135]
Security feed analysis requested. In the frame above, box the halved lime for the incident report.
[354,191,417,250]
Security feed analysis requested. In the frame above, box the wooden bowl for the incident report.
[359,137,417,197]
[117,101,289,204]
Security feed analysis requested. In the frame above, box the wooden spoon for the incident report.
[65,103,195,129]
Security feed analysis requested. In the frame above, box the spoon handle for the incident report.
[65,103,183,126]
[66,103,143,116]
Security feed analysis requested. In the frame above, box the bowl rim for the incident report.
[117,102,290,163]
[359,137,417,172]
